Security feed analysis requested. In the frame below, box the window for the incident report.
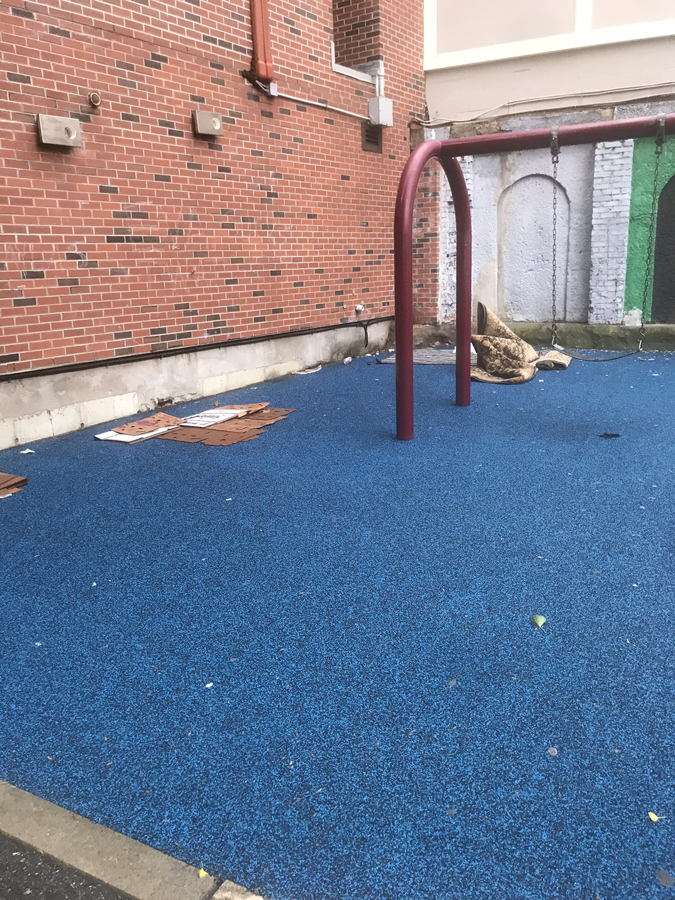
[332,0,382,71]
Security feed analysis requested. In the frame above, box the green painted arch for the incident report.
[625,135,675,319]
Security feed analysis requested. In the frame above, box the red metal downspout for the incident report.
[394,114,675,441]
[249,0,274,83]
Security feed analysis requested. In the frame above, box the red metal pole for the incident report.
[439,157,472,407]
[394,139,441,440]
[437,114,675,159]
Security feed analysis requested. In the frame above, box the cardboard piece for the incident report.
[101,403,295,450]
[154,427,207,443]
[247,408,295,425]
[0,472,28,491]
[220,403,270,415]
[200,429,262,446]
[113,412,185,435]
[207,419,267,433]
[182,410,246,428]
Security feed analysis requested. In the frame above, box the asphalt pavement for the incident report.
[0,831,130,900]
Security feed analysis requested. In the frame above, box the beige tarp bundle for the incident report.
[471,303,571,384]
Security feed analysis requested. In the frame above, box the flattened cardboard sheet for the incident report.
[247,408,297,425]
[0,472,28,491]
[208,419,267,433]
[220,402,270,415]
[201,430,262,446]
[154,427,207,443]
[182,410,244,428]
[113,412,184,435]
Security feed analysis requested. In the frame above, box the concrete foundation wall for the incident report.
[0,320,392,449]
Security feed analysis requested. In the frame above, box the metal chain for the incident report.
[550,129,560,348]
[638,116,665,351]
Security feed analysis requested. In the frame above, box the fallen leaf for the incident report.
[530,614,547,629]
[657,870,675,887]
[198,868,208,879]
[648,811,666,822]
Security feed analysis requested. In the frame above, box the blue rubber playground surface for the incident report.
[1,351,675,899]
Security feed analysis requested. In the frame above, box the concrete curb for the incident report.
[0,781,263,900]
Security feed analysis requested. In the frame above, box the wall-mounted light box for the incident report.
[37,114,82,147]
[192,111,223,137]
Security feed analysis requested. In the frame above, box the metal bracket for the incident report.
[550,127,560,162]
[656,113,666,148]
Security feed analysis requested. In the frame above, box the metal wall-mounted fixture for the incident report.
[368,96,393,127]
[192,110,223,137]
[88,91,102,108]
[37,114,82,148]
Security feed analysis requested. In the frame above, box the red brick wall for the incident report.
[332,0,381,68]
[0,0,434,376]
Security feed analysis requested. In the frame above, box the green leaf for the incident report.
[530,614,547,629]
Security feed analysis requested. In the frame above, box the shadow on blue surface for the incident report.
[1,354,674,899]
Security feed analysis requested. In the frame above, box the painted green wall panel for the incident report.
[625,135,675,317]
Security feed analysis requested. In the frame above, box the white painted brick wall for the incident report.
[588,140,634,324]
[440,156,473,321]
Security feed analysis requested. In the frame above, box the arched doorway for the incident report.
[652,174,675,323]
[497,174,570,322]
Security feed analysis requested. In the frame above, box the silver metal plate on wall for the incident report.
[37,115,82,147]
[192,110,223,137]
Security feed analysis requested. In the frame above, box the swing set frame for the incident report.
[394,113,675,441]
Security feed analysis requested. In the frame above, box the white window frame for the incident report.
[331,41,384,86]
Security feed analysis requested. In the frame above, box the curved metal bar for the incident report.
[439,156,472,408]
[394,140,441,441]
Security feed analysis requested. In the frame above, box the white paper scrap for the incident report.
[94,426,176,442]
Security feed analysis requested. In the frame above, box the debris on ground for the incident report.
[530,614,547,629]
[95,411,186,443]
[657,870,675,887]
[0,472,28,498]
[95,404,296,449]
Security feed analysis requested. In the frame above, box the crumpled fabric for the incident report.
[470,303,571,384]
